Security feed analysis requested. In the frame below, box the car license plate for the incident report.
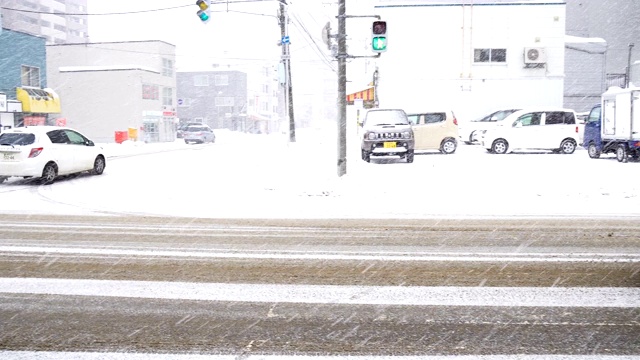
[2,153,15,161]
[383,142,396,148]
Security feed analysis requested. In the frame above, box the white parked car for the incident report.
[0,126,106,184]
[458,109,521,144]
[479,109,580,154]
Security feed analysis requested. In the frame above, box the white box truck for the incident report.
[583,86,640,162]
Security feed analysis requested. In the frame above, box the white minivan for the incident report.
[480,109,580,154]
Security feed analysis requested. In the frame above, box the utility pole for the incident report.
[627,43,635,88]
[279,1,296,142]
[337,0,347,176]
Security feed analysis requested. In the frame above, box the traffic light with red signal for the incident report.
[371,20,387,52]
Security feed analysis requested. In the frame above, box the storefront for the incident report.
[142,109,176,143]
[14,87,63,127]
[346,87,376,108]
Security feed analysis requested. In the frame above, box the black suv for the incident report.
[360,109,415,163]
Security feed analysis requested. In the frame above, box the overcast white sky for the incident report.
[87,0,336,72]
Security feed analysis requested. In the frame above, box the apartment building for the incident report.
[1,0,88,44]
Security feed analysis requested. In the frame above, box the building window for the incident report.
[178,98,192,107]
[162,58,174,77]
[21,66,40,87]
[194,75,209,86]
[474,48,507,63]
[215,97,234,106]
[215,75,229,86]
[142,84,159,100]
[162,88,173,106]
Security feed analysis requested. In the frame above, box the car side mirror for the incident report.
[86,140,94,146]
[514,122,523,128]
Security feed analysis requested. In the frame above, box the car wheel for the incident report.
[587,143,601,159]
[616,144,628,163]
[406,151,414,163]
[560,139,576,154]
[184,139,189,144]
[92,155,106,175]
[491,139,508,154]
[41,163,57,185]
[440,139,457,154]
[361,149,371,163]
[0,176,7,184]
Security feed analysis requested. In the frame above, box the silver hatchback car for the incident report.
[183,124,215,144]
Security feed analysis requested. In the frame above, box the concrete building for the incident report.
[563,0,640,112]
[46,41,177,143]
[565,0,639,84]
[366,0,567,121]
[342,0,639,118]
[176,70,249,132]
[0,0,89,44]
[563,36,607,113]
[0,28,61,132]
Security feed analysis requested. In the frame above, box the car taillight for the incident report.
[453,116,458,126]
[29,147,43,158]
[575,126,579,133]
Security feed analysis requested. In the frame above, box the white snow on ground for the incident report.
[3,126,637,219]
[1,278,638,308]
[0,244,636,262]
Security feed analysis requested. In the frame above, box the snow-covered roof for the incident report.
[565,35,606,44]
[58,65,159,74]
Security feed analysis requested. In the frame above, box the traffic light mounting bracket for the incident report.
[333,14,383,59]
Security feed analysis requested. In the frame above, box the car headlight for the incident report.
[366,132,376,140]
[402,131,413,139]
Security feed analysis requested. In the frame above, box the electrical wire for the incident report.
[0,0,277,16]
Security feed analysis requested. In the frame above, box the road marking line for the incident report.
[1,278,638,308]
[0,245,638,262]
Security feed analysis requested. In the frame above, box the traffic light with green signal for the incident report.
[196,0,211,23]
[371,20,387,52]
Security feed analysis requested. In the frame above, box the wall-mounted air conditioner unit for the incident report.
[524,47,547,64]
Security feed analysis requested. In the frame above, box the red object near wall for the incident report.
[115,131,129,144]
[24,116,46,126]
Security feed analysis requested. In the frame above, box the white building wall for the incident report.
[46,41,176,143]
[371,1,567,121]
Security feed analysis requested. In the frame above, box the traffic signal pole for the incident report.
[336,3,381,177]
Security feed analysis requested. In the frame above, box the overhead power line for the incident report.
[0,0,276,16]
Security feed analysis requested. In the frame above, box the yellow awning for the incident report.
[346,87,374,103]
[16,87,61,113]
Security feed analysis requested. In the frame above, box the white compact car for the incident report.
[0,126,106,184]
[480,109,580,154]
[458,109,521,144]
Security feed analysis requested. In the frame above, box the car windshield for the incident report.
[186,126,206,132]
[0,132,36,146]
[474,109,519,122]
[365,110,409,125]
